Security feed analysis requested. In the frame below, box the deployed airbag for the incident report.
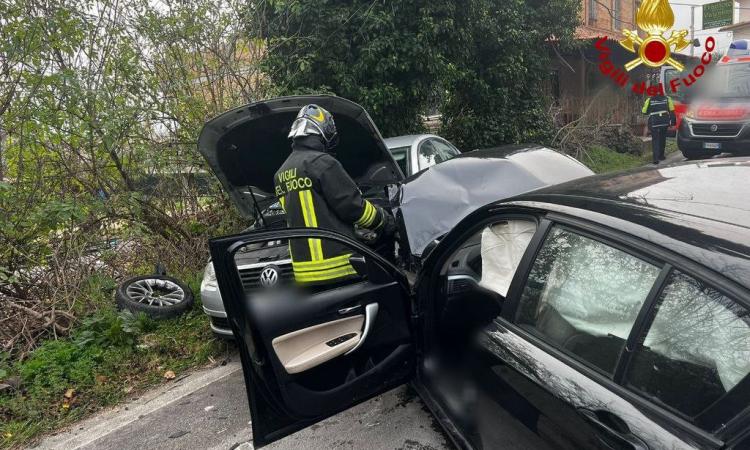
[479,221,536,297]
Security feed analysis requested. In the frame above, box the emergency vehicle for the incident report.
[660,65,689,136]
[677,40,750,159]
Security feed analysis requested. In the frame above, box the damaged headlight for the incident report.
[201,262,218,291]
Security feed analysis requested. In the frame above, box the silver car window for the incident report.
[418,139,459,171]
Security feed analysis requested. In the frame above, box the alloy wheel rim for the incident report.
[126,278,185,307]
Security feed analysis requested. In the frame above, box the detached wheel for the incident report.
[116,275,194,319]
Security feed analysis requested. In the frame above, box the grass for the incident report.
[581,138,679,174]
[0,273,230,449]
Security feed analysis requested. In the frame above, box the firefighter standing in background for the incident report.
[274,104,395,286]
[642,94,676,165]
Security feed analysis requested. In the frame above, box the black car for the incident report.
[210,152,750,449]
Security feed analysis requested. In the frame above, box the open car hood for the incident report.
[198,95,404,219]
[393,145,594,257]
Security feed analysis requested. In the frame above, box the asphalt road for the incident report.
[33,356,451,450]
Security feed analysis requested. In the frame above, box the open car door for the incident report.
[209,228,416,447]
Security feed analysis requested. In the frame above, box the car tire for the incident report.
[116,275,194,319]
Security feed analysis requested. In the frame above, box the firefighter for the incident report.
[274,104,395,286]
[642,94,676,164]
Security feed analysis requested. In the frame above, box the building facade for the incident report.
[720,0,750,42]
[577,0,641,40]
[551,0,647,129]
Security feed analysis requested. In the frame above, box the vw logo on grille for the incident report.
[259,266,279,287]
[711,124,719,132]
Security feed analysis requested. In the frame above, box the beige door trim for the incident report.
[272,315,365,374]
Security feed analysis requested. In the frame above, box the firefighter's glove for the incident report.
[380,211,397,237]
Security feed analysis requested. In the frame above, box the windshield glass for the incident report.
[418,140,459,171]
[663,69,687,102]
[388,145,409,175]
[697,63,750,99]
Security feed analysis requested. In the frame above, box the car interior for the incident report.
[418,219,543,448]
[237,237,414,423]
[434,220,537,348]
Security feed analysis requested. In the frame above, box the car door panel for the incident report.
[246,281,411,355]
[272,314,365,374]
[416,210,728,450]
[479,320,713,450]
[209,228,415,447]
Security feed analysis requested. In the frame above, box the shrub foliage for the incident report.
[256,0,581,148]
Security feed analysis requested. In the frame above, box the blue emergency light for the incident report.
[728,39,750,56]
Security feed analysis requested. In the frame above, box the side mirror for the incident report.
[349,255,393,284]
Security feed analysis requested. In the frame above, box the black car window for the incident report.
[517,227,661,375]
[441,220,537,297]
[626,270,750,418]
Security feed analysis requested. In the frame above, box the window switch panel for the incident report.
[326,333,357,347]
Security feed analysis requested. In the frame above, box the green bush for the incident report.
[75,310,156,349]
[17,341,101,395]
[598,126,644,156]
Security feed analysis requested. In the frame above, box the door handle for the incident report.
[338,305,361,315]
[577,408,649,450]
[345,303,378,355]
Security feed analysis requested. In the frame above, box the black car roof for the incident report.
[513,157,750,289]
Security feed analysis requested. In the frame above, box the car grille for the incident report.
[238,260,294,291]
[692,123,743,137]
[211,316,230,330]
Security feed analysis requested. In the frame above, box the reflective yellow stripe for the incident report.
[304,190,319,227]
[371,213,384,231]
[299,190,322,260]
[294,264,358,283]
[292,254,357,282]
[304,190,324,260]
[356,201,377,228]
[292,253,352,271]
[279,197,285,211]
[295,262,351,274]
[355,202,370,226]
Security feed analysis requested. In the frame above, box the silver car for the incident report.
[383,134,461,177]
[201,134,460,337]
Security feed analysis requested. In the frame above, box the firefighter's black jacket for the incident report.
[274,136,386,284]
[642,95,676,128]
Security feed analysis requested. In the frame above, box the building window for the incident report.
[588,0,598,25]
